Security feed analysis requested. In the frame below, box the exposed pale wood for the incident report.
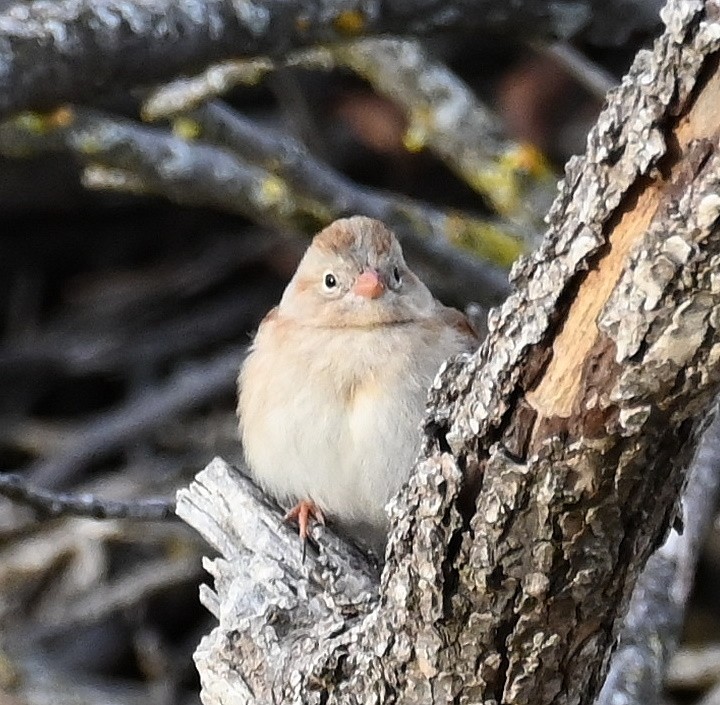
[526,181,659,417]
[527,60,720,419]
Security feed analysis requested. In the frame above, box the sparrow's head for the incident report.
[279,216,434,328]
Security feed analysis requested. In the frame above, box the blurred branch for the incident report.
[269,66,333,161]
[330,38,557,232]
[699,681,720,705]
[81,164,148,194]
[0,472,176,520]
[532,41,618,100]
[0,285,272,376]
[25,347,243,488]
[141,51,332,119]
[146,40,557,236]
[1,108,316,230]
[0,108,514,304]
[667,644,720,691]
[0,0,662,118]
[1,518,203,701]
[597,408,720,705]
[36,555,202,633]
[190,101,524,266]
[4,647,152,705]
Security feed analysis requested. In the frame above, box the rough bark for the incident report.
[176,0,720,702]
[0,0,662,119]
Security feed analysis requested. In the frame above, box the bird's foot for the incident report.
[284,499,325,541]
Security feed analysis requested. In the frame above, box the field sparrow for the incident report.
[237,216,477,555]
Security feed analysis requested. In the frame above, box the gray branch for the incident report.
[146,40,557,237]
[191,101,524,270]
[0,0,662,118]
[328,38,557,232]
[0,472,176,521]
[0,107,513,305]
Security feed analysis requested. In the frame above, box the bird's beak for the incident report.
[352,270,385,299]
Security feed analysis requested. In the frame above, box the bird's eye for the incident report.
[393,266,401,283]
[323,272,337,289]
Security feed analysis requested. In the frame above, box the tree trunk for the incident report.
[176,0,720,702]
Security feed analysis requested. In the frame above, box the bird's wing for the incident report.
[439,304,479,345]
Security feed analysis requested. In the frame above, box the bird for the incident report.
[237,216,477,555]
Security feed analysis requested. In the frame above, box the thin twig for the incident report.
[0,472,176,520]
[532,41,618,100]
[141,51,332,120]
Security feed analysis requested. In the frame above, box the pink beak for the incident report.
[352,270,385,299]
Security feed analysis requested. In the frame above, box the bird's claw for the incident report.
[284,499,325,541]
[285,500,325,562]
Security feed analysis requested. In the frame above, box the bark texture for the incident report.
[176,1,720,702]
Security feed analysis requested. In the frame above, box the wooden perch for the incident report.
[176,1,720,702]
